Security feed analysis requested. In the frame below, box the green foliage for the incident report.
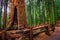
[55,0,60,20]
[25,0,55,27]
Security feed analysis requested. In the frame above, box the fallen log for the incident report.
[6,24,48,34]
[0,24,51,40]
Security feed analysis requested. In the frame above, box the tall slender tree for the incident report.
[3,0,8,29]
[0,0,3,30]
[36,0,41,24]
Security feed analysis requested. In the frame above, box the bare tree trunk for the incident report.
[0,0,3,30]
[3,0,8,29]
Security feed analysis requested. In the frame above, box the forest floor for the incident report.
[34,27,60,40]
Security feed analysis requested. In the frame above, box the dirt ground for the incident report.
[34,27,60,40]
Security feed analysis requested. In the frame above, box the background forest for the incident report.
[0,0,60,29]
[55,0,60,20]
